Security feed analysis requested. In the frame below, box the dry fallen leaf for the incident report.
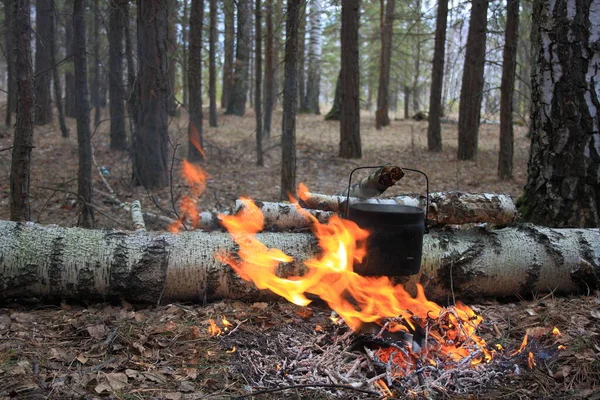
[526,326,551,338]
[590,309,600,319]
[143,371,167,384]
[87,324,108,340]
[95,372,128,393]
[76,354,88,365]
[165,393,182,400]
[295,307,313,319]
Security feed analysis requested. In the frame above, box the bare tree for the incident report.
[221,0,234,109]
[108,0,126,150]
[255,0,263,166]
[34,0,53,125]
[457,0,488,160]
[226,0,250,116]
[49,0,68,137]
[263,0,274,137]
[209,0,218,127]
[339,0,361,159]
[304,0,321,114]
[280,0,300,199]
[4,0,16,127]
[73,0,94,227]
[426,0,448,152]
[9,0,35,221]
[498,0,519,179]
[188,0,204,161]
[375,0,395,129]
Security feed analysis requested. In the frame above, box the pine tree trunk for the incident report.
[375,0,394,129]
[108,0,127,150]
[181,0,189,107]
[457,0,488,160]
[34,0,53,126]
[324,71,341,120]
[92,0,101,126]
[123,0,138,144]
[263,0,274,137]
[426,0,448,152]
[297,2,307,111]
[9,0,34,222]
[73,0,94,228]
[49,0,69,138]
[255,0,263,166]
[249,9,254,109]
[64,1,77,119]
[187,0,204,162]
[273,0,283,107]
[498,0,519,180]
[280,0,300,199]
[403,85,410,119]
[520,0,600,227]
[339,0,361,159]
[304,0,321,115]
[4,0,16,127]
[208,0,218,127]
[167,0,178,116]
[225,0,250,116]
[221,0,234,109]
[133,0,169,189]
[412,0,422,115]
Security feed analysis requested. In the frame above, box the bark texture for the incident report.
[297,2,307,111]
[426,0,448,152]
[375,0,395,129]
[225,0,250,116]
[520,0,600,227]
[9,0,34,222]
[280,0,300,199]
[64,2,77,119]
[457,0,488,160]
[133,0,169,188]
[91,0,101,126]
[339,0,361,158]
[338,165,404,198]
[208,0,218,127]
[255,0,263,166]
[221,0,234,109]
[4,0,16,127]
[34,0,53,125]
[1,220,598,302]
[263,0,274,137]
[324,71,341,120]
[167,0,178,116]
[187,0,204,162]
[108,0,127,150]
[304,0,321,114]
[49,0,68,138]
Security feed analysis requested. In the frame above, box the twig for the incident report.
[233,383,381,399]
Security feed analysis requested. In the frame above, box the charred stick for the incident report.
[338,165,404,199]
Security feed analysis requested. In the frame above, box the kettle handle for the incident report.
[345,165,429,230]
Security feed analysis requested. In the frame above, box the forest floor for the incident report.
[2,110,599,399]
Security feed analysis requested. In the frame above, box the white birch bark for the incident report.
[0,220,598,303]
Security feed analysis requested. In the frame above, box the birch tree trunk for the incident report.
[0,220,598,302]
[304,0,321,114]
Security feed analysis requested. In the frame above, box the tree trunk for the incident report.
[297,2,307,111]
[91,0,101,126]
[403,85,410,119]
[1,220,598,302]
[4,0,16,127]
[9,0,34,222]
[457,0,488,161]
[426,0,448,152]
[263,0,274,137]
[304,0,321,115]
[123,0,138,144]
[64,0,77,119]
[280,0,300,200]
[167,0,178,116]
[273,0,283,107]
[187,0,204,162]
[132,0,169,189]
[49,0,69,138]
[221,0,234,109]
[255,0,263,166]
[108,0,127,150]
[73,0,94,228]
[375,0,395,129]
[225,0,250,116]
[181,0,189,107]
[34,0,53,126]
[520,0,600,227]
[324,70,341,120]
[498,0,519,180]
[208,0,218,127]
[411,0,422,114]
[339,0,361,159]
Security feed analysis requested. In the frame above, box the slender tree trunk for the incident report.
[167,0,178,116]
[375,0,395,129]
[498,0,519,180]
[426,0,448,152]
[123,0,138,145]
[221,0,234,109]
[457,0,488,160]
[412,0,422,114]
[304,0,321,114]
[64,1,77,119]
[182,0,189,107]
[73,0,94,228]
[255,0,263,166]
[273,0,282,106]
[280,0,300,199]
[404,85,410,119]
[519,0,600,227]
[225,0,250,116]
[249,9,254,109]
[108,0,126,150]
[263,0,274,137]
[49,0,68,137]
[4,0,16,127]
[297,2,307,111]
[208,0,218,127]
[325,71,341,120]
[34,0,53,125]
[9,0,34,222]
[92,0,101,126]
[133,0,169,188]
[188,0,204,161]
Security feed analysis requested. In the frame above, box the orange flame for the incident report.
[298,182,311,202]
[168,160,209,233]
[208,319,221,336]
[511,334,528,357]
[527,352,536,369]
[189,123,206,159]
[552,327,561,336]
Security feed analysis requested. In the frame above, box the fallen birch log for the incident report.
[0,220,598,303]
[338,165,404,198]
[300,191,517,226]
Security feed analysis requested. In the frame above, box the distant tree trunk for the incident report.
[519,0,600,228]
[426,0,448,152]
[4,0,16,127]
[225,0,250,116]
[64,1,77,119]
[263,0,274,137]
[297,2,307,111]
[375,0,395,129]
[273,0,282,106]
[304,0,321,114]
[403,85,410,119]
[457,0,488,160]
[167,0,178,116]
[221,0,234,109]
[188,0,204,161]
[34,0,53,125]
[73,0,94,228]
[92,0,101,126]
[339,0,361,159]
[181,0,189,107]
[255,0,263,166]
[48,0,68,137]
[248,9,254,109]
[412,0,422,114]
[498,0,519,180]
[123,0,138,144]
[280,0,300,199]
[133,0,169,188]
[9,0,34,221]
[325,70,341,120]
[108,0,127,150]
[208,0,218,127]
